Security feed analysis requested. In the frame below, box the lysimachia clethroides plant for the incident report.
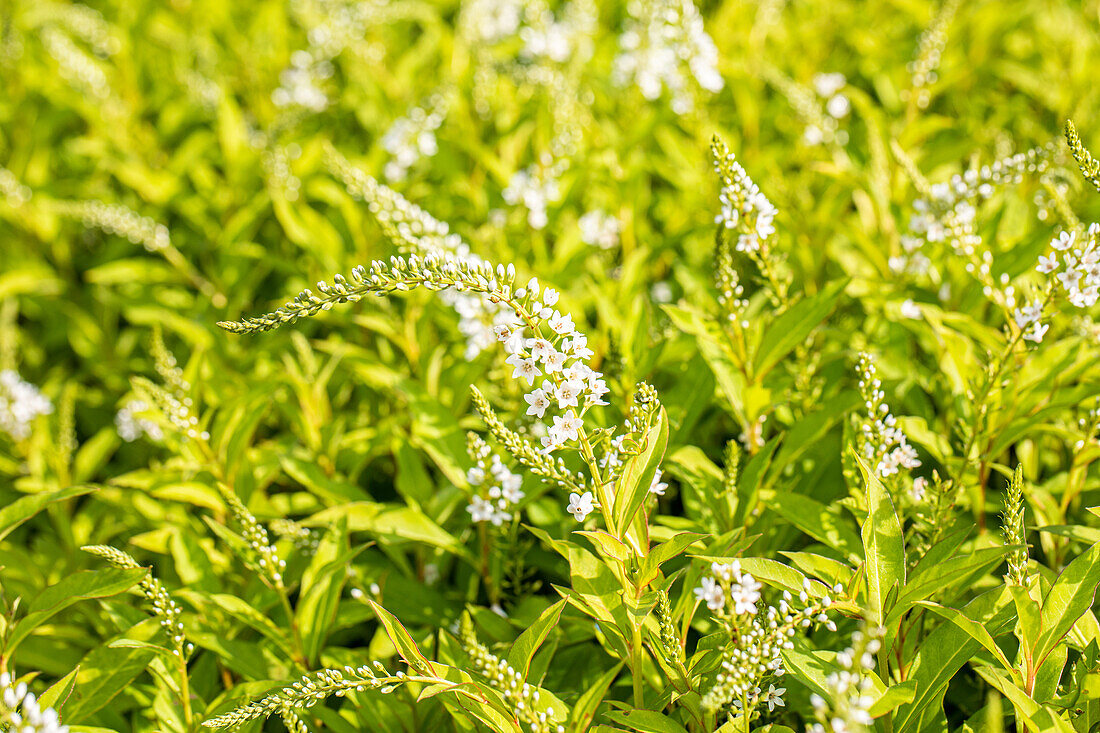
[201,143,853,733]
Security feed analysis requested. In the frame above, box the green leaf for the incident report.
[305,502,471,560]
[296,520,352,664]
[6,567,147,654]
[367,599,434,674]
[612,407,669,538]
[753,278,848,378]
[506,598,566,679]
[894,587,1014,732]
[0,486,96,543]
[569,663,624,733]
[604,709,691,733]
[1035,539,1100,665]
[914,601,1013,669]
[38,666,79,711]
[856,454,905,625]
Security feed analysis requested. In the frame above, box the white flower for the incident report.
[555,380,583,409]
[567,491,595,521]
[1052,230,1076,251]
[548,311,575,335]
[1037,254,1058,273]
[731,574,762,615]
[813,72,846,97]
[910,476,929,502]
[1023,321,1049,343]
[544,350,567,373]
[765,684,786,711]
[467,467,485,486]
[524,388,551,419]
[542,287,560,306]
[550,411,583,444]
[467,496,495,522]
[530,338,555,362]
[826,93,850,119]
[0,370,53,441]
[508,356,542,383]
[899,300,922,319]
[694,577,725,611]
[502,479,525,505]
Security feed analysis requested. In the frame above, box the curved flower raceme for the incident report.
[693,561,837,721]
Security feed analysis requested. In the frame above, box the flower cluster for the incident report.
[461,619,565,733]
[327,148,515,359]
[694,562,837,718]
[892,147,1049,295]
[272,49,332,111]
[1001,465,1029,586]
[382,89,450,181]
[460,0,525,44]
[0,369,52,441]
[578,209,621,250]
[711,136,778,256]
[114,399,164,442]
[519,1,596,65]
[51,199,171,252]
[466,433,525,526]
[0,166,31,206]
[613,0,723,115]
[802,72,851,147]
[809,628,881,733]
[1022,224,1100,344]
[711,134,788,303]
[503,156,567,230]
[82,545,192,657]
[1,672,68,733]
[492,277,609,456]
[856,353,921,482]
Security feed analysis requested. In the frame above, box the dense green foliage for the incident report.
[3,1,1100,732]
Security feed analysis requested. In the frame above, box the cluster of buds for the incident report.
[809,628,882,733]
[217,486,287,587]
[466,433,525,526]
[1,672,68,733]
[695,561,837,717]
[82,545,192,657]
[856,353,921,484]
[461,618,565,733]
[203,663,411,729]
[327,149,514,359]
[271,518,321,555]
[1001,465,1029,586]
[51,199,170,252]
[901,0,959,110]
